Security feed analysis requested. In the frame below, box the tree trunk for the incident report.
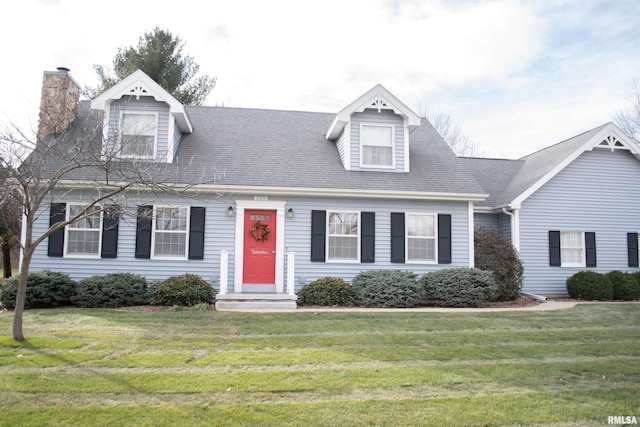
[12,254,30,342]
[2,240,12,278]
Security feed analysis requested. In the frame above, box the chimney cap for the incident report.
[56,66,71,73]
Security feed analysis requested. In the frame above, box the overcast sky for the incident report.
[1,0,638,158]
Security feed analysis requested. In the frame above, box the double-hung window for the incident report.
[65,204,102,257]
[560,231,585,267]
[327,211,359,262]
[120,112,157,158]
[360,123,394,168]
[406,213,437,263]
[152,206,189,258]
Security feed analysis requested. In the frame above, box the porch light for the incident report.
[287,208,294,218]
[227,206,234,217]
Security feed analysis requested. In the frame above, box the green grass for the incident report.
[0,304,638,426]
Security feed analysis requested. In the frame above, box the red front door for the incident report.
[243,210,277,284]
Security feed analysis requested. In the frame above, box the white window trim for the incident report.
[560,230,585,268]
[118,110,158,160]
[405,212,438,264]
[359,123,395,169]
[151,205,190,260]
[63,204,103,259]
[326,210,361,263]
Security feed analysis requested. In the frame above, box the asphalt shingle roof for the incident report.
[461,124,609,208]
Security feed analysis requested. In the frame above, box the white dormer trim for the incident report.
[91,69,193,134]
[325,84,421,141]
[511,122,640,208]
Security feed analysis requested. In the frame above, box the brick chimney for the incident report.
[37,67,80,142]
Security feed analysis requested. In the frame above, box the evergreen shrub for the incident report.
[607,271,640,301]
[421,268,497,307]
[0,270,76,309]
[297,277,355,306]
[75,273,147,308]
[147,273,214,306]
[351,270,421,308]
[566,271,612,300]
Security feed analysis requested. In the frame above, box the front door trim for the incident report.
[233,200,286,293]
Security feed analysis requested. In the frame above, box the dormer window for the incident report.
[360,123,395,168]
[120,112,157,158]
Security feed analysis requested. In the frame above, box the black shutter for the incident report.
[311,210,326,262]
[101,206,119,259]
[188,207,206,260]
[135,205,153,259]
[361,212,375,263]
[47,203,66,257]
[390,212,405,263]
[549,231,561,266]
[438,214,452,264]
[585,232,597,267]
[628,232,639,268]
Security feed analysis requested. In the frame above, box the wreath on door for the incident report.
[250,221,270,242]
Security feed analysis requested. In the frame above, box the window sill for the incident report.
[63,254,101,259]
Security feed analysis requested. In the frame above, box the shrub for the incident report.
[148,273,214,306]
[566,271,612,300]
[0,270,77,309]
[351,270,421,308]
[298,277,355,306]
[474,227,523,301]
[75,273,147,308]
[421,268,498,308]
[608,271,640,301]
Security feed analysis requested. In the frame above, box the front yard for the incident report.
[0,303,638,426]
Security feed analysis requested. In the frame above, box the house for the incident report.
[27,68,640,307]
[28,68,487,309]
[462,123,640,296]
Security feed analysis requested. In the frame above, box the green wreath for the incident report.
[250,221,270,242]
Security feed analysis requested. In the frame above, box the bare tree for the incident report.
[1,72,219,341]
[420,107,485,157]
[614,81,640,143]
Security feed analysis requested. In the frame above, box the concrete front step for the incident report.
[215,293,298,311]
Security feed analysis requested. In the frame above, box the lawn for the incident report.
[0,303,638,426]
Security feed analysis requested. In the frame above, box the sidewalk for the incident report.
[240,299,582,313]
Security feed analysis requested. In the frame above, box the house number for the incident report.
[254,196,268,201]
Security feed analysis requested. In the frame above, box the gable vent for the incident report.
[598,134,627,151]
[127,85,150,100]
[369,94,390,113]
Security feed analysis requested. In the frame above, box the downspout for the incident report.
[502,206,520,253]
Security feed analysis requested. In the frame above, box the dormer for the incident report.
[326,84,421,172]
[91,70,193,163]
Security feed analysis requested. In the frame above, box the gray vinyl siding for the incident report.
[172,118,182,160]
[107,97,171,162]
[474,213,498,229]
[350,109,406,172]
[283,197,470,288]
[518,149,640,295]
[336,128,347,168]
[28,190,234,289]
[497,213,512,242]
[29,191,471,292]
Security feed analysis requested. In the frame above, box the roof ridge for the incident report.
[518,123,610,160]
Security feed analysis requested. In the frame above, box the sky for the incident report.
[1,0,638,158]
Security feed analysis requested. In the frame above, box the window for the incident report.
[65,204,102,257]
[360,124,394,167]
[406,213,437,262]
[152,206,189,258]
[560,231,584,267]
[120,112,157,158]
[327,211,359,261]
